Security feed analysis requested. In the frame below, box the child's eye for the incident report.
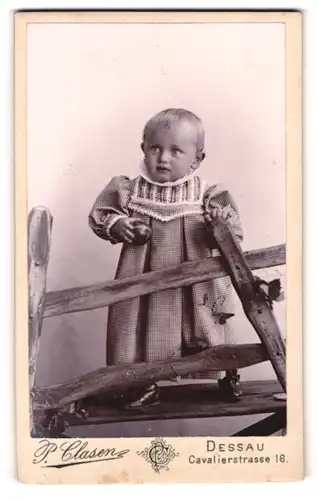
[150,145,160,153]
[171,148,182,156]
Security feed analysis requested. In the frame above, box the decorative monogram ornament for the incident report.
[137,437,179,473]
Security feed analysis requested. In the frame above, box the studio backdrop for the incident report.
[27,23,285,435]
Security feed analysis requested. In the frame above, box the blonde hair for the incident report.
[142,108,205,154]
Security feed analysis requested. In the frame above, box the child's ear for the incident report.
[141,142,145,153]
[191,152,206,170]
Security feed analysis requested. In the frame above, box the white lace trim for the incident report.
[132,175,207,205]
[104,214,127,241]
[129,197,204,207]
[139,160,199,187]
[127,173,207,222]
[127,202,204,222]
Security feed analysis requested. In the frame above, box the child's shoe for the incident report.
[124,384,160,410]
[218,370,243,402]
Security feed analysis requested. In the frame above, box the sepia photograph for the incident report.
[15,10,302,483]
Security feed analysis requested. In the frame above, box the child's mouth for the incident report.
[156,166,171,173]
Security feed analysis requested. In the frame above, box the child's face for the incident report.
[142,120,201,183]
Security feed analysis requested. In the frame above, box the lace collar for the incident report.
[139,160,200,187]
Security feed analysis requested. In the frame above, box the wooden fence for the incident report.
[28,207,286,437]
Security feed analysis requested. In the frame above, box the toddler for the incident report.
[89,108,244,408]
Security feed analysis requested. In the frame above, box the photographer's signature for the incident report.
[33,439,130,468]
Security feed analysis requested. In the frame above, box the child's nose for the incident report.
[159,150,170,163]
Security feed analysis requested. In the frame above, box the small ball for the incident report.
[132,221,151,245]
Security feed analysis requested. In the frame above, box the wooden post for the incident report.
[28,207,52,435]
[206,215,286,392]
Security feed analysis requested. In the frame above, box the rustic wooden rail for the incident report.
[28,207,52,433]
[28,207,286,437]
[206,214,286,392]
[33,343,269,411]
[43,243,285,318]
[36,380,285,434]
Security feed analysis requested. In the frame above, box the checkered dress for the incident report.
[89,171,243,379]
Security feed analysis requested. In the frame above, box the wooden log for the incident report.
[233,409,286,436]
[28,207,53,435]
[34,380,285,430]
[43,244,285,318]
[33,343,268,410]
[64,398,285,427]
[206,216,286,392]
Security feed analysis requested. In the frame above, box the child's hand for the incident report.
[111,217,136,243]
[210,204,234,220]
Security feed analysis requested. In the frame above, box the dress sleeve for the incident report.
[88,175,132,244]
[203,183,244,242]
